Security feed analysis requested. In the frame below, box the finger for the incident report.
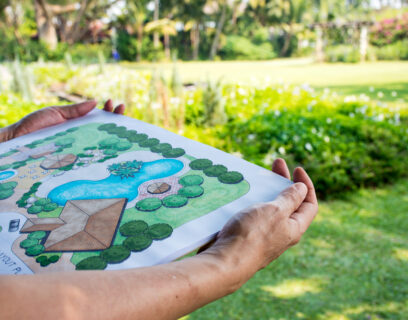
[293,167,317,205]
[114,104,125,114]
[289,201,318,234]
[104,99,113,112]
[290,167,318,234]
[272,158,291,179]
[272,182,307,217]
[56,100,97,119]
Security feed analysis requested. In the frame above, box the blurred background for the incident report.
[0,0,407,319]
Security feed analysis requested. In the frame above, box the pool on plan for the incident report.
[48,159,184,206]
[0,170,16,181]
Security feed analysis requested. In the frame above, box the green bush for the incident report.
[25,244,45,256]
[223,108,408,197]
[27,205,43,214]
[204,165,228,177]
[28,231,47,240]
[123,234,152,252]
[135,198,162,211]
[221,36,276,60]
[163,195,188,208]
[120,220,149,237]
[139,138,160,148]
[0,181,17,190]
[189,159,213,170]
[162,148,186,158]
[0,164,12,171]
[151,143,172,153]
[43,202,58,212]
[98,123,117,131]
[55,137,75,147]
[375,40,408,61]
[76,256,107,270]
[218,172,244,184]
[178,186,204,198]
[34,198,50,206]
[115,140,132,151]
[20,238,38,249]
[128,133,148,143]
[146,223,173,240]
[104,149,117,156]
[99,137,119,149]
[325,45,360,63]
[48,255,60,263]
[179,175,204,186]
[0,189,14,200]
[100,245,130,264]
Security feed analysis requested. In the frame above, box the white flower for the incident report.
[334,155,341,163]
[324,136,330,143]
[369,86,375,92]
[242,99,248,105]
[391,91,397,97]
[248,134,256,141]
[311,127,317,134]
[238,88,246,96]
[377,91,384,98]
[326,118,332,124]
[278,147,286,155]
[187,99,194,105]
[274,110,281,117]
[305,143,313,151]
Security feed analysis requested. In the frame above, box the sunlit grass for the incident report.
[189,179,408,319]
[261,278,324,299]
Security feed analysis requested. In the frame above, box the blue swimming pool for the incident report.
[0,170,16,181]
[48,159,184,206]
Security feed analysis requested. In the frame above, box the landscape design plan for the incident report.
[0,110,291,274]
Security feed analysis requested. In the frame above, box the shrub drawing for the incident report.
[189,159,213,170]
[146,223,173,240]
[163,194,188,208]
[99,137,119,149]
[0,181,18,200]
[76,256,107,270]
[100,245,131,264]
[139,138,160,148]
[179,175,204,186]
[123,234,152,252]
[178,185,204,198]
[162,148,186,158]
[150,143,172,153]
[120,220,149,237]
[204,164,228,177]
[218,171,244,184]
[135,198,162,211]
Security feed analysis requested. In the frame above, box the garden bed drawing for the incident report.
[0,120,250,273]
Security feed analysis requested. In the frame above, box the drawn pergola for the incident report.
[21,198,127,251]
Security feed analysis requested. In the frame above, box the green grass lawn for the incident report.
[128,59,408,103]
[185,179,408,320]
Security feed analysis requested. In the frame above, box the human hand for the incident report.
[0,99,125,142]
[204,158,318,288]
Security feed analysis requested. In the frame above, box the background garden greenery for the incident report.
[0,0,407,319]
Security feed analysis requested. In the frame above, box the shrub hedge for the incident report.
[120,220,149,236]
[136,198,162,211]
[146,223,173,240]
[100,245,131,264]
[123,234,152,251]
[163,194,188,208]
[76,256,107,270]
[178,186,204,198]
[179,175,204,186]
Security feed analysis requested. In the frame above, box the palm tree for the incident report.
[145,18,177,60]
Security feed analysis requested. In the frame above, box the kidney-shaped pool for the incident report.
[48,159,184,206]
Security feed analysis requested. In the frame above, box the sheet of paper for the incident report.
[0,109,292,274]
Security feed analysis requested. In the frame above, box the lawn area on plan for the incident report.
[127,59,408,102]
[185,179,408,320]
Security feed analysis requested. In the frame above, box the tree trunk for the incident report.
[34,0,58,50]
[280,25,293,57]
[137,24,143,62]
[153,0,160,48]
[192,23,200,60]
[164,33,170,60]
[209,4,227,60]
